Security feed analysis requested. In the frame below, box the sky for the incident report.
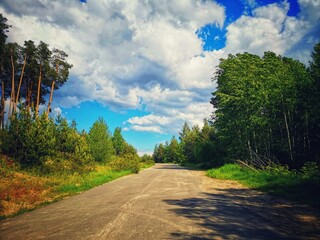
[0,0,319,155]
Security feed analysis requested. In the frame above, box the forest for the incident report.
[154,42,320,172]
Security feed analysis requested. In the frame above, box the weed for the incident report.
[207,163,320,208]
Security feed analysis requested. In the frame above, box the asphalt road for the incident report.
[0,163,319,240]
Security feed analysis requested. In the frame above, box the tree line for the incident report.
[154,42,320,170]
[0,14,72,126]
[0,14,150,173]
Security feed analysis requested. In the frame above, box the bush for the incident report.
[87,118,115,162]
[140,154,155,166]
[301,162,320,182]
[6,111,56,166]
[110,154,140,173]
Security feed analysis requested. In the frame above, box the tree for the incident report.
[87,117,115,162]
[112,127,126,155]
[21,40,38,112]
[46,48,72,117]
[166,136,183,163]
[5,110,56,165]
[35,41,51,117]
[308,42,320,163]
[211,50,317,168]
[153,143,165,163]
[0,14,11,127]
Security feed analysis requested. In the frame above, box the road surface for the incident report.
[0,164,319,239]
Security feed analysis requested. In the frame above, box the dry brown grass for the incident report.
[0,157,56,218]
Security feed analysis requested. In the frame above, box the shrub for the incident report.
[87,118,115,162]
[140,154,155,166]
[301,162,320,182]
[6,111,56,166]
[110,154,140,173]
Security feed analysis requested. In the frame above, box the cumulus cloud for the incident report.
[0,0,226,135]
[0,0,319,137]
[131,125,163,134]
[224,1,319,63]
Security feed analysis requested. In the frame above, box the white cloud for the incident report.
[1,0,225,120]
[131,125,163,134]
[127,114,172,126]
[223,1,316,62]
[1,0,319,137]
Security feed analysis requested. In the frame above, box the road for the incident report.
[0,163,319,240]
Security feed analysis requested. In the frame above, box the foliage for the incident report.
[153,120,225,168]
[300,162,320,182]
[109,154,140,173]
[5,111,56,166]
[153,143,165,163]
[210,48,320,168]
[207,163,320,207]
[87,117,115,162]
[140,154,155,167]
[1,110,94,172]
[152,42,320,175]
[112,127,126,155]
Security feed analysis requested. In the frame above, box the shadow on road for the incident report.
[153,164,203,171]
[164,188,320,240]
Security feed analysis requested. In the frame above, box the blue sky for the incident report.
[1,0,319,155]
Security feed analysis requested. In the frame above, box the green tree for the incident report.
[166,136,183,163]
[153,143,165,163]
[5,111,56,165]
[112,127,126,155]
[87,117,115,162]
[308,42,320,163]
[211,50,316,167]
[46,48,72,116]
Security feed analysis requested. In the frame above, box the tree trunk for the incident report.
[9,52,15,117]
[283,109,294,161]
[0,81,5,128]
[26,81,32,112]
[15,53,27,111]
[46,63,58,117]
[35,64,42,118]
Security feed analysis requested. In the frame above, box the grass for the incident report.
[140,162,155,170]
[0,160,140,219]
[207,164,320,208]
[55,166,131,195]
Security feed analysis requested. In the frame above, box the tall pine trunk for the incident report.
[0,81,5,128]
[26,81,32,112]
[15,53,26,111]
[9,51,15,118]
[35,64,42,118]
[46,63,58,117]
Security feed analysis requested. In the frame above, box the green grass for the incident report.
[55,167,132,195]
[140,162,155,170]
[207,164,320,208]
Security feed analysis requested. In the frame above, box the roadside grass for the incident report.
[140,162,155,170]
[0,160,136,219]
[207,164,320,208]
[55,166,131,195]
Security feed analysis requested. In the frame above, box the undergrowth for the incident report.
[207,163,320,208]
